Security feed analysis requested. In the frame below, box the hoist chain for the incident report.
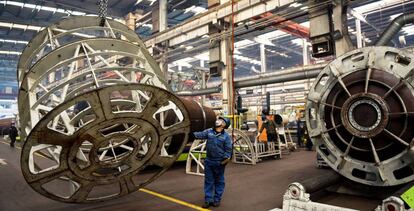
[98,0,108,18]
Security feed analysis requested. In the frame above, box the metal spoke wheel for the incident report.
[306,47,414,186]
[230,128,257,165]
[21,84,190,202]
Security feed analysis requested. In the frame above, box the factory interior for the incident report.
[1,0,414,210]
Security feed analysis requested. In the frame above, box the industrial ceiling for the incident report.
[0,0,414,99]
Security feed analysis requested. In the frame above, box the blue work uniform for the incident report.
[194,128,233,204]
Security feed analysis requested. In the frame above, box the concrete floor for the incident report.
[0,139,381,211]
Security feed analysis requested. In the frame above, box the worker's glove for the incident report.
[221,158,230,166]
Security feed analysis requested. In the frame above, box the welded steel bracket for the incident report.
[186,139,207,176]
[231,128,257,165]
[270,183,358,211]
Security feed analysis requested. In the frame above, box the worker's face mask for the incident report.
[215,126,225,133]
[214,119,225,132]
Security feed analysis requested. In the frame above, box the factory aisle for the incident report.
[0,139,380,211]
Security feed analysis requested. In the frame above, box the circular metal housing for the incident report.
[306,47,414,186]
[340,93,389,138]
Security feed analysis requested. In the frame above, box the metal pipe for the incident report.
[235,63,326,85]
[175,64,326,96]
[159,0,168,32]
[376,12,414,46]
[242,89,308,98]
[175,87,222,96]
[181,99,216,132]
[299,171,341,193]
[244,100,305,106]
[234,67,321,88]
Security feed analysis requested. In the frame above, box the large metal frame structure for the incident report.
[17,16,216,203]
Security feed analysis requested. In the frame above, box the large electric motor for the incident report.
[17,17,215,203]
[306,47,414,186]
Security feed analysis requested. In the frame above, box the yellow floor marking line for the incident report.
[0,141,49,159]
[139,188,210,211]
[0,140,208,210]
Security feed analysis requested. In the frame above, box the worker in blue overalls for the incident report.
[192,117,232,208]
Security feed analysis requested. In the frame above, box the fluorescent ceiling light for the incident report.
[235,39,255,49]
[0,21,43,31]
[289,3,302,8]
[0,39,28,45]
[353,0,403,14]
[172,57,194,67]
[257,30,288,41]
[346,27,372,43]
[193,52,209,61]
[0,0,86,15]
[0,50,22,55]
[184,6,207,15]
[238,21,308,50]
[291,38,305,46]
[402,24,414,36]
[233,48,242,55]
[348,9,368,23]
[135,0,157,6]
[234,55,261,65]
[137,23,153,29]
[0,22,94,38]
[390,13,402,20]
[266,49,289,58]
[253,37,275,46]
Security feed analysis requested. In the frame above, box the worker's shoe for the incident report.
[212,202,220,207]
[202,202,211,208]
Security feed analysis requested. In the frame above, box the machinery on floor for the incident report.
[273,3,414,209]
[272,182,411,211]
[271,183,358,211]
[17,16,216,203]
[306,46,414,187]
